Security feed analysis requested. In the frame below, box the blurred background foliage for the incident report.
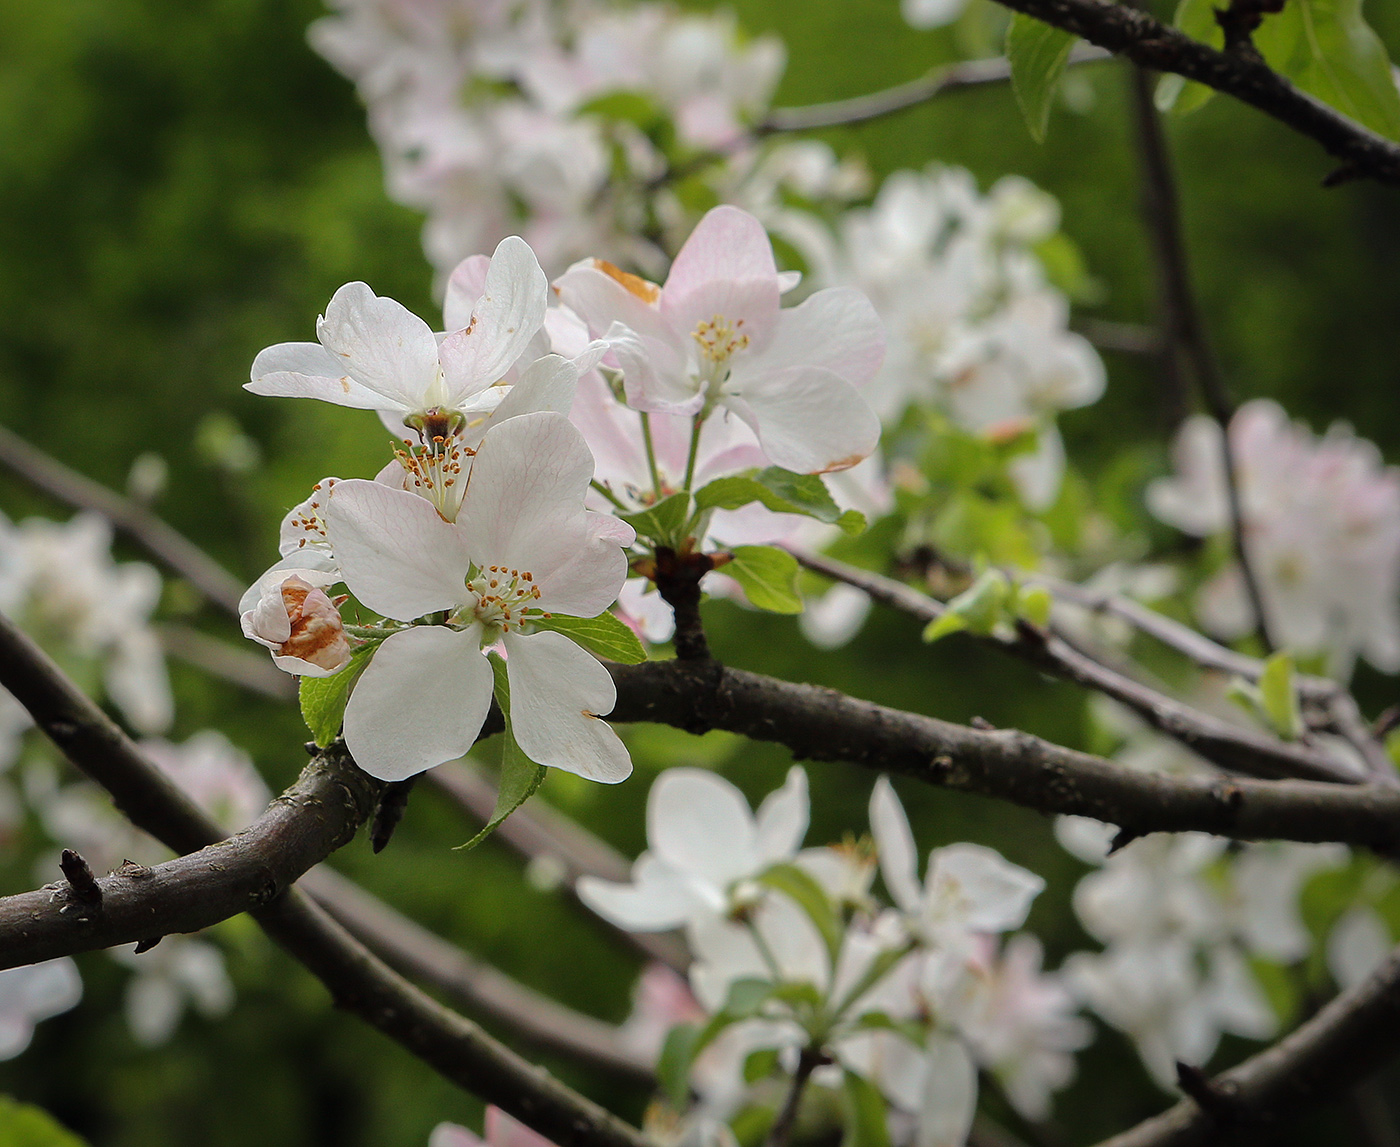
[0,0,1397,1143]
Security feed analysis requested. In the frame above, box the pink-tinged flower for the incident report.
[241,571,353,677]
[555,206,884,474]
[247,236,549,435]
[430,1108,558,1147]
[324,411,634,783]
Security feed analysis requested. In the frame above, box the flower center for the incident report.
[462,565,545,642]
[288,479,337,552]
[692,314,749,367]
[395,433,471,521]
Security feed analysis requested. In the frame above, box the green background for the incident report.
[0,0,1397,1142]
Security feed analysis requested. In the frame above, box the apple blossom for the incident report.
[576,766,808,931]
[323,411,634,783]
[0,959,82,1060]
[240,569,353,677]
[556,205,884,475]
[111,937,235,1047]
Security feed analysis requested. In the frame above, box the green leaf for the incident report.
[0,1096,91,1146]
[298,644,376,748]
[1256,0,1400,140]
[725,546,804,614]
[695,467,863,533]
[1157,0,1221,115]
[1259,651,1302,740]
[1014,584,1053,628]
[457,656,546,850]
[759,863,844,968]
[619,491,692,546]
[658,1022,703,1107]
[840,1071,891,1147]
[921,611,968,644]
[921,569,1011,643]
[531,611,647,663]
[576,89,668,131]
[1006,13,1079,142]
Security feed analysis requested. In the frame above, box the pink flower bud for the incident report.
[242,571,352,677]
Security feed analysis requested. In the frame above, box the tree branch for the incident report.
[790,549,1357,784]
[1097,941,1400,1146]
[0,423,246,614]
[1126,65,1275,651]
[981,0,1400,186]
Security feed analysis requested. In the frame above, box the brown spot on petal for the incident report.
[816,453,866,475]
[593,259,660,304]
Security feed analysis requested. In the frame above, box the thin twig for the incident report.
[0,423,246,614]
[758,46,1109,133]
[1127,66,1275,652]
[790,548,1358,784]
[765,1047,825,1147]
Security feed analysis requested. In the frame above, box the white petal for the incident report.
[745,287,885,388]
[247,341,393,410]
[577,855,704,931]
[443,254,491,331]
[870,778,922,915]
[343,625,493,781]
[504,631,631,783]
[729,365,880,474]
[753,766,809,864]
[315,282,442,411]
[458,354,579,450]
[915,1035,977,1147]
[439,236,548,404]
[458,412,628,615]
[926,844,1044,934]
[648,768,758,888]
[324,479,470,621]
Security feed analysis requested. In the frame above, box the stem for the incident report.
[590,479,629,511]
[639,412,664,499]
[766,1045,824,1147]
[682,413,704,492]
[1127,65,1276,653]
[744,914,785,981]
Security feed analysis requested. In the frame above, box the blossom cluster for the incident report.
[1149,399,1400,677]
[581,768,1089,1141]
[240,206,887,781]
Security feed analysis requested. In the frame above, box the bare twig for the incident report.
[0,423,246,614]
[759,46,1109,133]
[1097,942,1400,1146]
[790,548,1357,784]
[766,1047,825,1147]
[1127,66,1274,652]
[980,0,1400,186]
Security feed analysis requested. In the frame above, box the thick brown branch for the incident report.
[1097,942,1400,1146]
[790,549,1357,784]
[0,423,246,614]
[982,0,1400,185]
[605,659,1400,850]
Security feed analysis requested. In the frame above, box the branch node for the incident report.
[133,936,163,954]
[970,716,995,730]
[59,849,102,905]
[653,546,716,662]
[1322,163,1364,188]
[1175,1061,1242,1122]
[371,777,418,853]
[1108,827,1140,855]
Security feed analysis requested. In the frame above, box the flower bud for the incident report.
[241,571,351,677]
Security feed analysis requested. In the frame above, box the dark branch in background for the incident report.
[980,0,1400,186]
[765,1046,825,1147]
[1126,66,1276,652]
[427,761,691,973]
[791,549,1355,784]
[759,46,1109,132]
[1095,941,1400,1147]
[0,423,246,614]
[0,608,650,1147]
[158,624,298,701]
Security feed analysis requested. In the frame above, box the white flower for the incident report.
[139,731,270,832]
[0,959,82,1059]
[556,205,884,475]
[1327,907,1392,990]
[240,569,353,677]
[324,411,633,783]
[247,236,549,437]
[870,778,1043,950]
[577,766,808,931]
[111,936,234,1047]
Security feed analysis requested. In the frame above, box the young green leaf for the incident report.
[840,1070,892,1147]
[0,1096,92,1147]
[725,545,804,614]
[658,1021,703,1107]
[1259,651,1302,740]
[1007,13,1079,142]
[1256,0,1400,141]
[457,656,547,850]
[298,644,376,748]
[1156,0,1221,115]
[922,568,1011,643]
[921,611,969,644]
[759,862,844,967]
[619,491,692,546]
[695,466,861,532]
[1014,583,1053,628]
[531,611,647,664]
